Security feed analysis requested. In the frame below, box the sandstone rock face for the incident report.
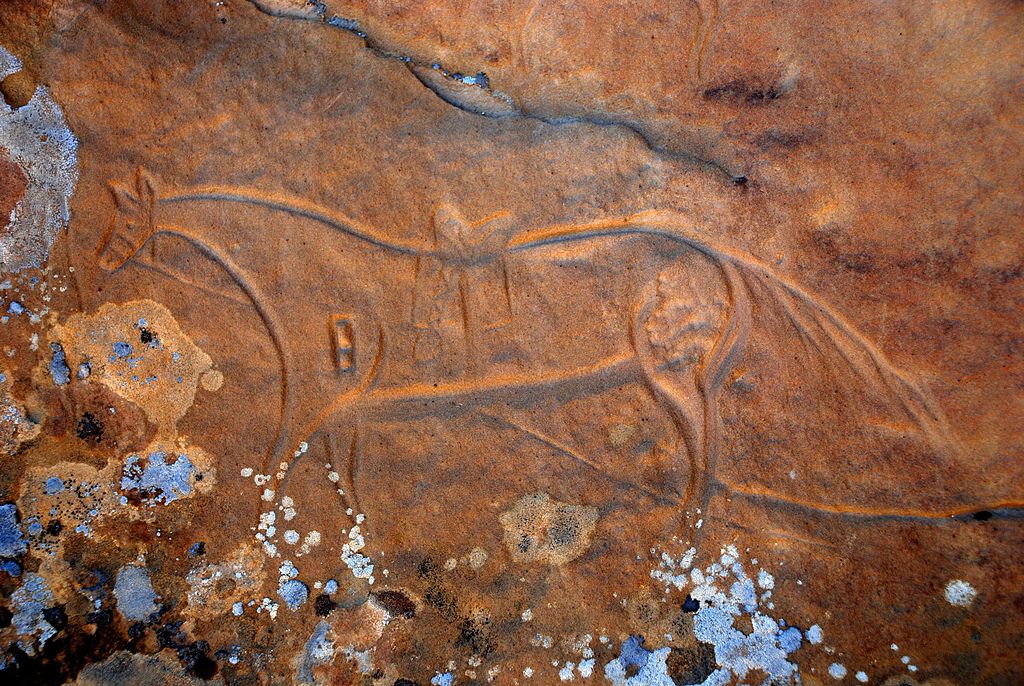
[0,1,1020,684]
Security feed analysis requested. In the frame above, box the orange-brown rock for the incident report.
[0,1,1021,685]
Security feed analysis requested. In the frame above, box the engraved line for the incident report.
[722,520,836,550]
[360,354,640,420]
[510,211,960,456]
[695,261,750,523]
[630,287,705,514]
[480,410,685,507]
[721,483,1024,522]
[129,253,251,307]
[348,419,363,515]
[160,188,425,254]
[152,226,295,479]
[288,353,642,478]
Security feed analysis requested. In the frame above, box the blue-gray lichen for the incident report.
[120,451,196,506]
[0,503,26,558]
[114,565,159,622]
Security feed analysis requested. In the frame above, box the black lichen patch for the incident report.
[156,621,219,679]
[456,611,495,657]
[41,605,68,632]
[87,608,114,627]
[682,595,700,613]
[422,584,459,622]
[75,412,104,443]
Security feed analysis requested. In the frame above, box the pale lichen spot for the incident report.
[53,300,220,437]
[944,579,977,607]
[199,368,224,392]
[499,492,598,566]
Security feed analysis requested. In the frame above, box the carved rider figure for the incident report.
[411,205,514,373]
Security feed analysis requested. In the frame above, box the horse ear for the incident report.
[96,167,158,271]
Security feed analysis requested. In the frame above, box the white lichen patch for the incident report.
[119,440,215,506]
[295,620,335,685]
[0,46,78,273]
[944,579,977,607]
[341,523,375,583]
[113,564,159,622]
[10,573,58,654]
[644,543,820,686]
[185,545,266,617]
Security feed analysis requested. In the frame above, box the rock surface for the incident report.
[0,1,1020,684]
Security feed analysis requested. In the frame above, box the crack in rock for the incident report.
[246,0,745,181]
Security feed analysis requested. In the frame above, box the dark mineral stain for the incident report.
[372,589,416,618]
[0,605,11,627]
[156,622,219,679]
[752,128,807,150]
[703,79,782,103]
[973,510,992,521]
[812,228,876,273]
[87,608,114,626]
[75,412,104,443]
[4,606,129,686]
[314,593,336,617]
[181,643,218,680]
[41,605,67,632]
[881,677,920,686]
[394,679,422,686]
[45,520,62,536]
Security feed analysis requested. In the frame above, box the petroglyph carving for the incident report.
[97,168,960,533]
[412,205,514,372]
[331,315,357,373]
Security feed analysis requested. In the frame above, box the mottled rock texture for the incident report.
[0,1,1020,685]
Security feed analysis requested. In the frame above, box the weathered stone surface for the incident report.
[0,1,1020,684]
